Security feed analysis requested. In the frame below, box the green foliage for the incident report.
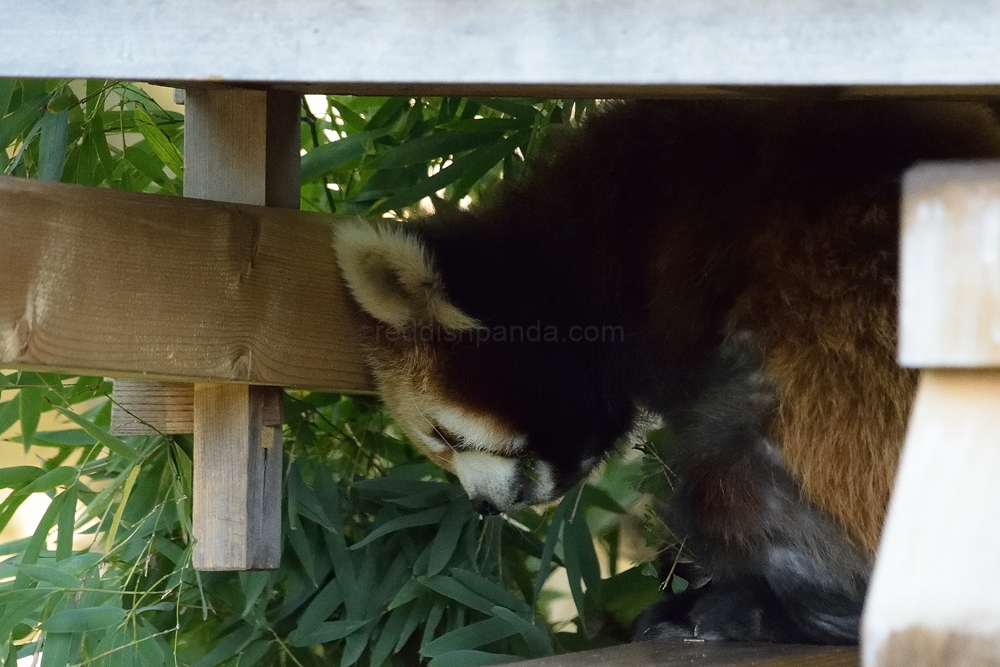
[0,81,661,666]
[1,80,183,192]
[299,95,591,216]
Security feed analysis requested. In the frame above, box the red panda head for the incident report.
[335,218,634,513]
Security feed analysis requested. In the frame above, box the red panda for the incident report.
[334,99,1000,644]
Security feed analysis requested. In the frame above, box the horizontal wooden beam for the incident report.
[3,0,1000,90]
[0,176,373,393]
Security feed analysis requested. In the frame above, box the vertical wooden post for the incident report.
[185,86,300,570]
[862,163,1000,666]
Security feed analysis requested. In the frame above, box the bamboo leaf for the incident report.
[0,93,47,152]
[40,631,75,667]
[17,563,81,589]
[239,571,272,619]
[365,97,410,130]
[370,131,503,170]
[46,88,79,114]
[440,118,533,132]
[369,604,408,667]
[579,484,629,515]
[421,617,518,658]
[32,430,97,448]
[0,79,15,116]
[532,496,569,604]
[88,120,116,185]
[51,405,138,461]
[418,575,495,615]
[0,590,49,647]
[2,466,75,509]
[292,579,344,640]
[0,398,18,436]
[341,619,377,667]
[470,98,539,119]
[39,110,69,181]
[562,505,600,631]
[42,606,126,633]
[420,600,446,651]
[18,387,46,445]
[489,606,552,657]
[134,107,184,178]
[328,99,367,131]
[0,466,44,489]
[349,505,447,550]
[235,639,271,667]
[450,130,528,197]
[427,499,470,576]
[449,569,532,616]
[287,619,370,647]
[56,485,77,560]
[387,579,423,610]
[122,144,174,193]
[568,513,601,594]
[190,626,259,667]
[12,492,67,590]
[301,128,390,180]
[394,596,432,653]
[104,464,140,551]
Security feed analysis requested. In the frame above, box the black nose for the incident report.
[474,499,501,515]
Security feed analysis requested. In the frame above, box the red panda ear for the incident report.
[334,220,479,330]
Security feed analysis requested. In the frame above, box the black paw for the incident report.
[635,580,813,644]
[634,587,700,641]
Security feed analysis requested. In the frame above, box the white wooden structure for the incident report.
[2,1,1000,664]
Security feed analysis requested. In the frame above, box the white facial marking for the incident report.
[433,406,527,454]
[414,430,449,453]
[452,451,521,510]
[525,460,556,504]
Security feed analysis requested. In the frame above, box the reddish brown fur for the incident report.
[727,201,918,551]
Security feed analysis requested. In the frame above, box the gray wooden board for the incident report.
[4,0,1000,89]
[503,641,858,667]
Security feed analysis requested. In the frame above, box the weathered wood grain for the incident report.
[0,176,372,392]
[862,371,1000,666]
[503,640,857,667]
[864,161,1000,666]
[111,381,194,435]
[185,88,299,571]
[3,1,1000,90]
[192,383,284,570]
[899,161,1000,367]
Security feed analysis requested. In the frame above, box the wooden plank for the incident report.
[864,162,1000,665]
[3,0,1000,89]
[898,161,1000,367]
[111,381,194,435]
[192,383,283,569]
[186,88,298,570]
[861,371,1000,666]
[0,175,372,393]
[504,641,857,667]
